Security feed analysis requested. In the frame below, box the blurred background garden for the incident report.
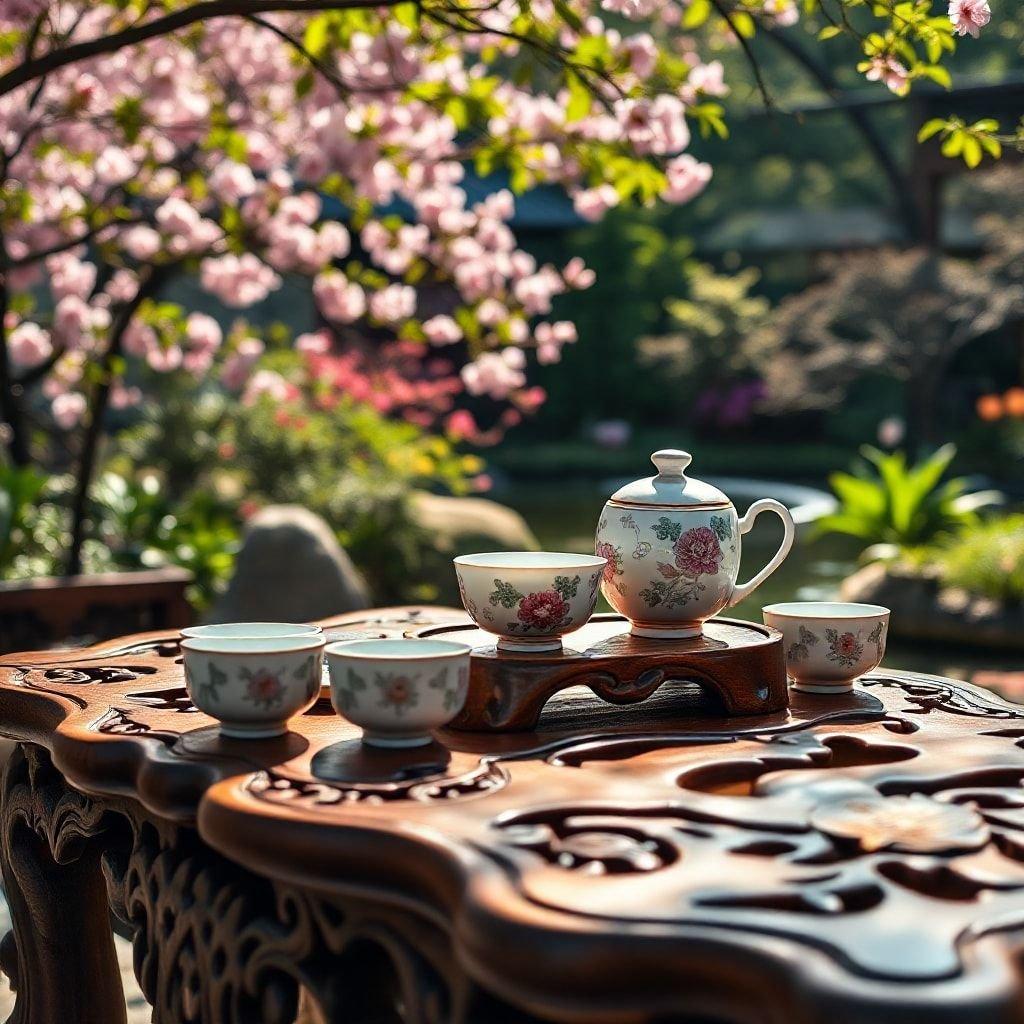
[1,0,1023,693]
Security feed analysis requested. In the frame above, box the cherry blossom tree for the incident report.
[0,0,1000,573]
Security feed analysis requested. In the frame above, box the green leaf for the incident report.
[941,131,964,158]
[918,65,952,89]
[565,70,591,123]
[729,11,756,37]
[917,118,948,142]
[962,135,983,168]
[681,0,710,29]
[553,0,583,32]
[303,15,331,56]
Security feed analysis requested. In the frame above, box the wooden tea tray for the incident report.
[415,613,787,731]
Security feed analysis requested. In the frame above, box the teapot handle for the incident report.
[728,499,796,608]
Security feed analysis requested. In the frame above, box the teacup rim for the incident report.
[326,638,472,660]
[181,621,322,638]
[454,551,607,570]
[181,635,327,654]
[762,601,890,619]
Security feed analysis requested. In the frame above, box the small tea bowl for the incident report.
[181,634,326,738]
[325,639,472,748]
[762,602,890,694]
[453,551,607,653]
[181,621,322,639]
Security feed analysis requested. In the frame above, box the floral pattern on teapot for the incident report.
[597,508,739,621]
[594,449,795,639]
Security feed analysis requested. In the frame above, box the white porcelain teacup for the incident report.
[181,634,326,737]
[453,551,607,653]
[181,621,322,639]
[326,638,472,747]
[762,602,890,694]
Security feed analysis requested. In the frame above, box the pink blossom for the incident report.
[146,344,183,372]
[53,296,98,348]
[47,254,96,301]
[461,348,527,399]
[615,96,690,155]
[686,61,729,98]
[122,320,157,358]
[52,392,87,429]
[949,0,990,37]
[865,56,910,94]
[184,313,222,352]
[123,227,162,261]
[446,408,478,440]
[563,257,596,289]
[295,331,331,355]
[313,272,366,323]
[243,369,292,406]
[368,284,416,324]
[476,298,506,327]
[661,154,712,204]
[110,382,143,410]
[95,147,135,185]
[763,0,799,26]
[221,336,265,390]
[573,184,620,222]
[422,315,462,345]
[200,254,281,306]
[209,160,258,204]
[9,322,51,368]
[600,0,659,18]
[623,34,659,78]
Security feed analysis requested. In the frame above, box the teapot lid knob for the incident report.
[651,449,692,479]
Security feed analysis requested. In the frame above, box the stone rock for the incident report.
[211,505,369,623]
[840,561,1024,651]
[412,492,539,604]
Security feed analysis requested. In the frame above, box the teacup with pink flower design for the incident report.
[762,602,890,694]
[181,634,326,738]
[326,638,472,747]
[453,551,607,653]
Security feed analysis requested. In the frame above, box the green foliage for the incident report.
[925,515,1024,603]
[109,356,479,605]
[0,464,48,572]
[817,444,999,547]
[89,472,240,611]
[918,116,1012,168]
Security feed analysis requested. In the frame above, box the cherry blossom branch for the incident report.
[0,0,407,98]
[3,215,146,269]
[708,0,776,112]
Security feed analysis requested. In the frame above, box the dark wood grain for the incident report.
[3,608,1024,1022]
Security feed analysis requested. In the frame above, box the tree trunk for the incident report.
[0,277,31,468]
[65,265,170,576]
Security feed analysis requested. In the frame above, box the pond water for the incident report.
[501,481,1022,685]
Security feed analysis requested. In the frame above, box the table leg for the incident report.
[0,744,126,1024]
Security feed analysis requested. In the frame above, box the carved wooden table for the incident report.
[3,607,1024,1024]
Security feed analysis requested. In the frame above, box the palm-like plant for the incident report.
[817,445,1001,548]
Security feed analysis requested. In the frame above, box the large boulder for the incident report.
[412,492,539,604]
[212,505,369,623]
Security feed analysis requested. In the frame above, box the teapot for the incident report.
[595,449,795,638]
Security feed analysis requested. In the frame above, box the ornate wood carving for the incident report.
[0,744,128,1024]
[6,614,1024,1021]
[421,615,789,731]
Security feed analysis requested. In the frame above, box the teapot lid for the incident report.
[608,449,731,508]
